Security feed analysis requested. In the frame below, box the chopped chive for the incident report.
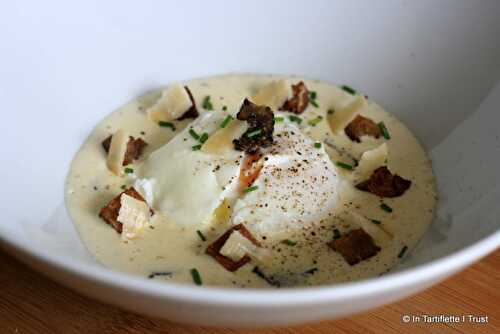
[378,121,391,140]
[314,142,322,149]
[124,167,134,174]
[307,116,323,126]
[192,144,202,151]
[371,219,382,225]
[274,116,284,122]
[310,99,319,108]
[341,85,357,95]
[222,105,228,111]
[189,128,200,140]
[120,184,127,190]
[335,161,353,170]
[246,129,262,138]
[190,268,203,285]
[304,267,318,275]
[289,115,302,124]
[196,230,206,242]
[309,91,317,100]
[202,95,213,110]
[281,239,297,246]
[199,132,209,143]
[159,121,176,130]
[327,108,335,115]
[220,115,234,128]
[243,185,259,193]
[333,228,341,239]
[398,245,408,258]
[380,203,393,213]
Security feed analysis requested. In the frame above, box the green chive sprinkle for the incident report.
[202,96,213,110]
[341,85,357,95]
[246,129,262,138]
[244,185,259,193]
[189,128,200,140]
[310,99,319,108]
[378,121,391,140]
[220,115,234,128]
[398,245,408,258]
[308,116,323,126]
[309,91,317,100]
[314,142,322,149]
[222,105,228,111]
[274,116,284,122]
[199,132,209,143]
[192,144,202,151]
[327,109,335,115]
[335,161,353,170]
[190,268,202,285]
[289,115,302,124]
[333,228,341,239]
[371,219,382,225]
[282,239,297,246]
[380,203,393,213]
[196,230,206,242]
[124,167,134,174]
[159,121,176,130]
[120,184,127,190]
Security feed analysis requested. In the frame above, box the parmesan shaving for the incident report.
[106,129,129,175]
[147,84,192,122]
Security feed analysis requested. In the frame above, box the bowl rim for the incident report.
[1,225,499,307]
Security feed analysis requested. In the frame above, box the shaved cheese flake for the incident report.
[106,129,129,175]
[201,119,247,155]
[219,230,270,263]
[147,84,192,122]
[251,80,292,110]
[327,95,367,133]
[117,194,151,240]
[133,178,155,207]
[353,143,388,182]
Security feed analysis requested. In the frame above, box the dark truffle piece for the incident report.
[206,224,261,272]
[328,228,380,265]
[344,115,382,142]
[281,81,309,114]
[233,99,275,154]
[356,166,411,197]
[102,135,148,166]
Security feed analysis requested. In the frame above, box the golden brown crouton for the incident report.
[328,228,380,265]
[281,81,309,114]
[206,224,261,272]
[356,166,411,197]
[344,115,382,142]
[102,135,147,166]
[98,187,149,233]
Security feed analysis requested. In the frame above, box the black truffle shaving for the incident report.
[233,98,275,154]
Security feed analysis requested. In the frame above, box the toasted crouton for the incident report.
[328,228,380,265]
[281,81,310,114]
[98,187,151,233]
[206,224,261,272]
[102,135,148,166]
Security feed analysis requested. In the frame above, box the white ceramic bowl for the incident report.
[1,1,499,327]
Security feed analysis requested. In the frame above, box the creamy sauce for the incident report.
[65,74,437,288]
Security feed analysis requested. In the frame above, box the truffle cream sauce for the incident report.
[65,74,437,288]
